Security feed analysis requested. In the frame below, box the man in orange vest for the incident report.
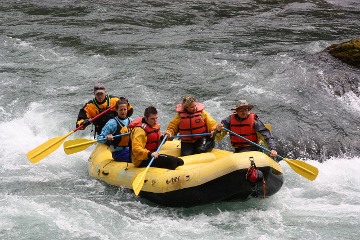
[216,100,277,157]
[76,82,133,136]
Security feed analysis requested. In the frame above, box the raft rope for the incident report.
[262,179,266,199]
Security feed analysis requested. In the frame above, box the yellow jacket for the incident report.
[166,110,217,143]
[131,127,155,167]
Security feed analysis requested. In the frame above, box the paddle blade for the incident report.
[283,158,319,181]
[63,138,98,155]
[132,170,147,196]
[27,131,74,164]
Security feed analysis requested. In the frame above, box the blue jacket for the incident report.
[97,117,133,151]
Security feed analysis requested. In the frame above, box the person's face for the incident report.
[236,107,249,118]
[95,92,106,102]
[185,102,197,114]
[145,113,158,127]
[117,104,128,118]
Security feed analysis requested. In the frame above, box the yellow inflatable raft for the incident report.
[88,140,284,207]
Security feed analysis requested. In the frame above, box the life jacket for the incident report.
[111,116,131,147]
[229,113,258,147]
[129,117,161,152]
[176,103,207,141]
[86,95,118,134]
[83,95,133,135]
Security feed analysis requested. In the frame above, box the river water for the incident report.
[1,0,360,239]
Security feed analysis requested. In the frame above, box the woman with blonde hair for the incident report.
[165,96,217,156]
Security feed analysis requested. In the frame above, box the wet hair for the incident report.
[182,96,196,109]
[115,98,128,110]
[144,106,157,117]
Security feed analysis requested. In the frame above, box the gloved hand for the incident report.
[83,118,91,127]
[77,118,91,130]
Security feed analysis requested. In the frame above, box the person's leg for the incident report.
[234,146,259,153]
[137,154,184,170]
[181,141,195,156]
[152,154,184,169]
[194,137,215,154]
[112,149,131,162]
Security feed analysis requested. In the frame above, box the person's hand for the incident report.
[269,149,277,157]
[165,131,171,138]
[106,134,114,141]
[151,152,159,159]
[84,118,91,125]
[216,123,223,132]
[78,119,91,130]
[160,131,171,141]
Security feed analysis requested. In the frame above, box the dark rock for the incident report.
[326,39,360,68]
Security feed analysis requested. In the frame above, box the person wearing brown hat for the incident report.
[165,96,217,156]
[215,100,277,157]
[76,82,134,136]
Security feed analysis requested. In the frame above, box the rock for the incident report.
[326,39,360,68]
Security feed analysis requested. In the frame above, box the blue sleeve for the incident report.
[96,119,117,143]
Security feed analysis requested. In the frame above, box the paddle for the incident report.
[27,105,116,164]
[132,135,168,196]
[223,127,318,181]
[171,133,211,139]
[63,132,131,155]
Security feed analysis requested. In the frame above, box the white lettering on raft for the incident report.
[117,169,135,182]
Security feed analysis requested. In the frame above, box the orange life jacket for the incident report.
[129,117,161,152]
[229,113,258,147]
[84,95,118,134]
[176,103,207,141]
[112,117,131,147]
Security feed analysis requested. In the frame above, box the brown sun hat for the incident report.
[231,100,254,110]
[94,82,106,94]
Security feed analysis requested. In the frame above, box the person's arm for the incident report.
[76,102,92,128]
[165,113,181,137]
[254,117,277,156]
[96,119,117,143]
[215,117,230,141]
[202,110,217,132]
[131,127,150,166]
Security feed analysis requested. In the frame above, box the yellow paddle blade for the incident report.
[63,138,98,155]
[27,131,75,164]
[283,158,319,181]
[264,123,272,132]
[132,170,147,196]
[131,136,168,195]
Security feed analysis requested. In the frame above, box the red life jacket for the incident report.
[128,117,161,152]
[229,113,258,147]
[176,103,207,141]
